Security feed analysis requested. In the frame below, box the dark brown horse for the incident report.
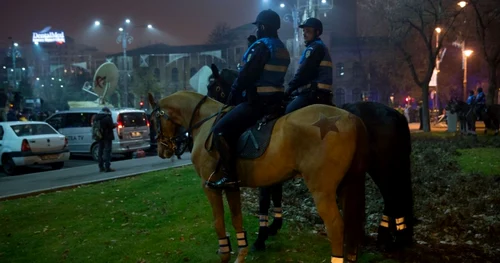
[206,64,414,252]
[446,99,499,136]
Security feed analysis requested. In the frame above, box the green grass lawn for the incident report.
[0,166,394,263]
[455,148,500,176]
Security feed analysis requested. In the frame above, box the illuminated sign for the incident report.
[32,31,66,44]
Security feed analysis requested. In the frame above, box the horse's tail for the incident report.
[338,116,368,261]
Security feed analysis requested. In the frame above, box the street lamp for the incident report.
[463,49,473,100]
[457,1,467,8]
[94,20,101,26]
[13,43,18,47]
[94,19,154,107]
[434,27,443,110]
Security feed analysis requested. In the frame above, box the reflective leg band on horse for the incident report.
[396,217,407,231]
[236,231,248,248]
[380,215,390,228]
[259,215,269,227]
[273,207,283,218]
[331,255,343,263]
[218,236,232,254]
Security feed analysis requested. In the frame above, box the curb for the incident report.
[0,161,193,202]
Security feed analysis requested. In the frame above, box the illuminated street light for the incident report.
[2,66,5,69]
[463,49,473,57]
[435,27,441,33]
[21,67,25,71]
[13,42,18,47]
[322,0,326,3]
[125,19,131,24]
[147,24,153,29]
[119,27,124,32]
[458,1,467,8]
[94,20,101,26]
[51,77,55,80]
[280,3,285,8]
[61,85,64,88]
[59,78,62,81]
[36,77,40,80]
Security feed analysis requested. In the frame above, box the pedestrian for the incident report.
[92,107,116,172]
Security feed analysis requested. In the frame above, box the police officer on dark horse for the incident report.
[206,9,291,189]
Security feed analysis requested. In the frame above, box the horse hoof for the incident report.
[268,218,283,236]
[251,241,266,252]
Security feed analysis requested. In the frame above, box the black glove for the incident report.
[226,92,234,106]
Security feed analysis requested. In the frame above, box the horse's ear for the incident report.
[148,92,156,108]
[211,64,220,78]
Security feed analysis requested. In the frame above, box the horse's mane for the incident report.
[219,69,238,86]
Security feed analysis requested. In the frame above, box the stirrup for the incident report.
[205,177,240,189]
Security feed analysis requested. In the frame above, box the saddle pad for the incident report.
[237,118,279,159]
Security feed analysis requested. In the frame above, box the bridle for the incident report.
[151,95,230,153]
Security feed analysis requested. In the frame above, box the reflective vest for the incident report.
[242,37,290,94]
[299,39,333,92]
[476,92,485,104]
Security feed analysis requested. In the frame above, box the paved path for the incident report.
[0,153,192,200]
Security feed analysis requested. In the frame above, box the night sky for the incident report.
[0,0,268,53]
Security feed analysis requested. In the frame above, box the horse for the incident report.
[206,64,415,252]
[148,91,368,263]
[446,99,500,136]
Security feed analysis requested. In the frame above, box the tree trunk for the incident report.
[486,64,498,105]
[421,84,431,132]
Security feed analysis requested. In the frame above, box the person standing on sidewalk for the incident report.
[93,107,116,172]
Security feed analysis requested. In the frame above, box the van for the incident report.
[45,108,150,161]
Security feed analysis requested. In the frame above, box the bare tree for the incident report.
[207,22,232,45]
[360,0,464,132]
[468,0,500,104]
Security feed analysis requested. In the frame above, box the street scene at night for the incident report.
[0,0,499,262]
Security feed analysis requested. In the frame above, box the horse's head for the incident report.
[148,92,184,159]
[148,91,221,159]
[207,64,237,104]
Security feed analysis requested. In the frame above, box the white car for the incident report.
[0,121,70,175]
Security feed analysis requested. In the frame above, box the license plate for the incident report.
[41,154,58,160]
[131,131,142,138]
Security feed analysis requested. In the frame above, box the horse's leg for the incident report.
[268,183,284,236]
[225,189,249,263]
[252,187,272,251]
[389,157,414,248]
[203,187,231,263]
[367,169,394,250]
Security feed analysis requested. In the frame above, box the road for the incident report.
[0,152,192,199]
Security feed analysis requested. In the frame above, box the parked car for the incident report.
[45,108,150,161]
[0,121,70,175]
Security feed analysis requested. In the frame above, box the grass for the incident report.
[455,148,500,176]
[0,166,395,263]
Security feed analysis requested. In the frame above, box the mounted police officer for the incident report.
[466,90,475,105]
[475,87,486,117]
[206,9,291,189]
[285,17,333,114]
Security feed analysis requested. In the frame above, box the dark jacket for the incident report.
[94,112,115,141]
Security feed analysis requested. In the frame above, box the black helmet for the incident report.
[477,87,483,92]
[299,17,323,35]
[253,9,281,30]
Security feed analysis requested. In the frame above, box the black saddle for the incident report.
[237,116,279,159]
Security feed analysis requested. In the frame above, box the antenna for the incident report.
[81,62,119,105]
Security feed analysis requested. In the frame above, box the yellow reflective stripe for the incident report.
[264,64,288,72]
[331,257,343,263]
[382,215,390,221]
[395,217,405,224]
[257,86,284,93]
[396,224,407,231]
[320,61,333,67]
[380,221,389,228]
[317,83,332,90]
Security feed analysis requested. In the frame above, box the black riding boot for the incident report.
[206,135,239,189]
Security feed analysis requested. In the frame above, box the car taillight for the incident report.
[117,114,123,139]
[21,139,31,152]
[146,119,150,127]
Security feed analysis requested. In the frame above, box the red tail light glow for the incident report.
[21,139,31,152]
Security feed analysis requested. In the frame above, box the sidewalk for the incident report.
[0,154,192,200]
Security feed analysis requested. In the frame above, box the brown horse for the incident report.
[207,65,415,252]
[148,91,369,263]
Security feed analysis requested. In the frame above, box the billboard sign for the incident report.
[32,31,66,44]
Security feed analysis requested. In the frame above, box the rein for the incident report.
[152,95,230,152]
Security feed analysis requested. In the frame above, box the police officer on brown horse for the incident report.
[285,17,333,112]
[206,9,291,189]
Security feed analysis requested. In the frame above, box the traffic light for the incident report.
[139,101,144,109]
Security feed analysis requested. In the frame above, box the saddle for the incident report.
[206,102,286,159]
